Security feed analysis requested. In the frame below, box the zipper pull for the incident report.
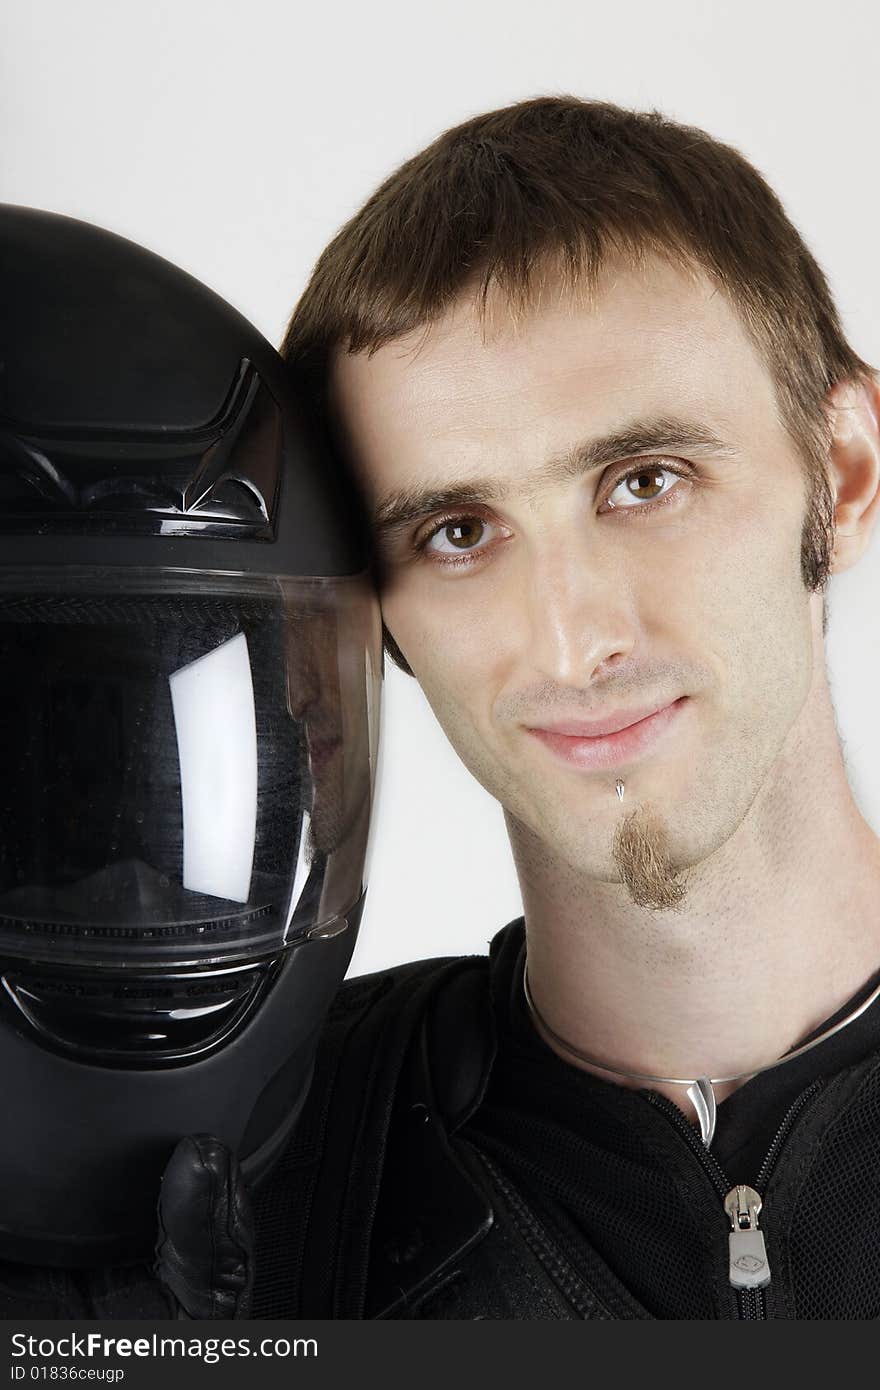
[723,1185,771,1290]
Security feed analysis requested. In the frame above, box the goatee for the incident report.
[611,803,690,912]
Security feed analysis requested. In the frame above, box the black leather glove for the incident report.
[153,1134,255,1319]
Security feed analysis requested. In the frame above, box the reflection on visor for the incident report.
[169,632,258,904]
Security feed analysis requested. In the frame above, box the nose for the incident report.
[521,538,636,685]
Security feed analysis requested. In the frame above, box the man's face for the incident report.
[332,256,824,909]
[284,594,378,857]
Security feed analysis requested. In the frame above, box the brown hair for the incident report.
[282,96,874,667]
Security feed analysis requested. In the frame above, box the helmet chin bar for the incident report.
[1,954,280,1066]
[0,894,364,1269]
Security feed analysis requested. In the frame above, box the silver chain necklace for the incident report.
[522,958,880,1147]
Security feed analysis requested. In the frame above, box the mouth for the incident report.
[524,697,689,772]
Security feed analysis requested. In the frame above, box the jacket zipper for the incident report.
[644,1079,824,1318]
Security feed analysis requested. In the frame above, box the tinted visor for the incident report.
[0,568,380,967]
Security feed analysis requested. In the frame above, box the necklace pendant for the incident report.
[615,779,625,801]
[686,1076,717,1147]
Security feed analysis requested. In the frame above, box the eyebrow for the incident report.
[373,415,736,535]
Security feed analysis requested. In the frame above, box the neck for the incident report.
[506,667,880,1120]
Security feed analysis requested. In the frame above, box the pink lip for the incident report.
[533,700,680,738]
[525,697,688,771]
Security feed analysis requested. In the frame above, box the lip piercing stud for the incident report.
[615,779,625,801]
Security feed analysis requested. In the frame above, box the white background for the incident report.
[3,0,879,975]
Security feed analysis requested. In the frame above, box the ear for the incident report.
[826,377,880,574]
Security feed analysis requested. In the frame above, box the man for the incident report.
[265,96,880,1319]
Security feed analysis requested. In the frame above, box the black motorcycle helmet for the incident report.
[0,205,381,1266]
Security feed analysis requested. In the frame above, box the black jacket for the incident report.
[251,918,880,1320]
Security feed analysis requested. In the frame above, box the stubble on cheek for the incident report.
[611,802,691,913]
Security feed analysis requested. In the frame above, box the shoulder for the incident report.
[331,912,524,1026]
[323,923,521,1120]
[253,936,510,1316]
[337,950,466,1001]
[328,949,488,1033]
[302,947,493,1151]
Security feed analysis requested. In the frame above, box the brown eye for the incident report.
[425,517,489,554]
[627,468,666,500]
[444,519,484,548]
[605,463,686,511]
[416,511,509,569]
